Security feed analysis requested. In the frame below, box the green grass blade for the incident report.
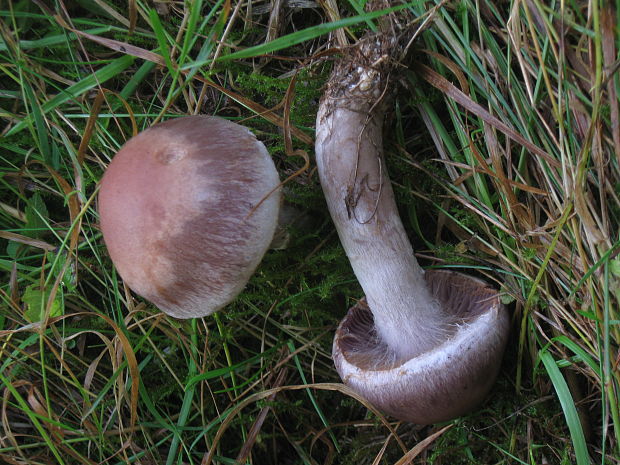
[546,335,600,377]
[0,26,113,52]
[148,8,175,75]
[181,2,415,69]
[20,81,53,166]
[185,346,276,390]
[287,340,340,453]
[539,350,592,465]
[7,54,135,136]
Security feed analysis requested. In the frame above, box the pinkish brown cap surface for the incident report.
[332,270,509,424]
[99,116,281,318]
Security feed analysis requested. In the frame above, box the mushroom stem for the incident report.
[315,37,450,361]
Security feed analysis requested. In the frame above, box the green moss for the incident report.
[233,67,326,129]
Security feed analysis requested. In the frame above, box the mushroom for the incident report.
[99,115,281,318]
[315,33,509,422]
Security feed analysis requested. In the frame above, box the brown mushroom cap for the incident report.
[99,116,281,318]
[332,270,509,424]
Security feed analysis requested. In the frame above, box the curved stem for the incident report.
[315,37,449,361]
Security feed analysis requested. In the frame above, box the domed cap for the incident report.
[332,270,509,424]
[99,116,281,318]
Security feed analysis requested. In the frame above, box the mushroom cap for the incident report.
[332,270,509,424]
[99,116,281,318]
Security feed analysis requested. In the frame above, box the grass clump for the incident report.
[1,1,618,464]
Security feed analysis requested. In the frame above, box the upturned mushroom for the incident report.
[99,115,281,318]
[315,30,509,422]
